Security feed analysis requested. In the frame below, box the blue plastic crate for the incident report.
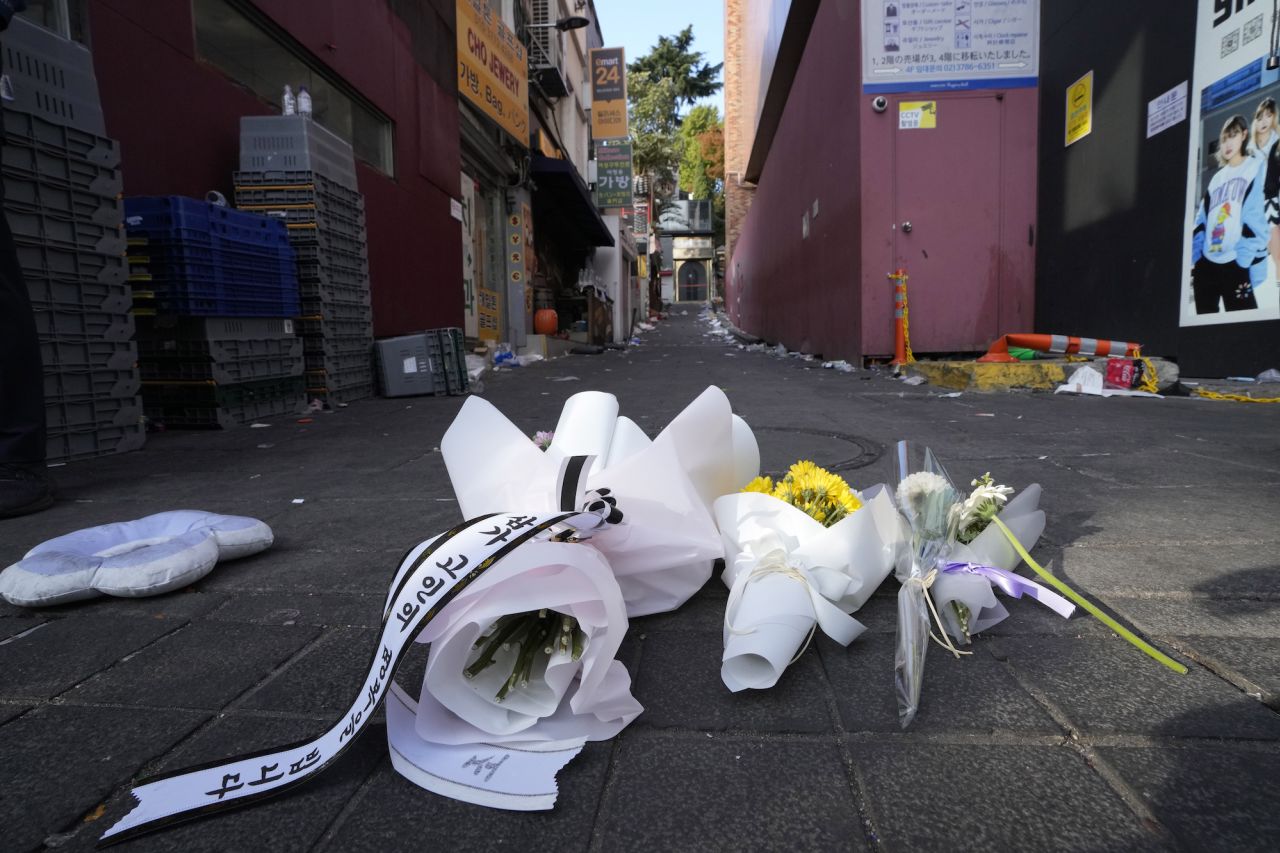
[151,292,301,317]
[125,197,291,249]
[123,196,215,233]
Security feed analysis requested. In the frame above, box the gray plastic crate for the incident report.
[43,365,140,401]
[136,315,297,342]
[8,207,125,254]
[45,395,142,431]
[26,274,131,313]
[297,315,371,340]
[139,332,304,384]
[4,172,122,225]
[233,170,365,207]
[424,327,469,395]
[33,306,134,341]
[17,243,127,284]
[46,422,145,463]
[1,16,107,135]
[1,109,120,168]
[376,334,445,397]
[1,142,121,196]
[299,295,371,321]
[40,338,137,372]
[239,117,358,192]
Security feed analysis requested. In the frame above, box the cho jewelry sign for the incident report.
[457,0,529,146]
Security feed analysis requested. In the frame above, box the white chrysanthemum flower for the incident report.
[896,470,951,513]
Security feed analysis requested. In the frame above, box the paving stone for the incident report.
[0,701,30,724]
[989,636,1280,739]
[23,590,227,621]
[820,633,1063,735]
[631,630,836,733]
[64,714,385,853]
[597,733,868,852]
[241,626,383,716]
[630,584,728,633]
[1099,595,1280,639]
[324,741,610,852]
[195,542,406,595]
[0,704,204,852]
[0,616,179,701]
[854,742,1165,851]
[209,591,383,627]
[70,621,319,710]
[1099,744,1280,852]
[1055,544,1280,597]
[1175,635,1280,700]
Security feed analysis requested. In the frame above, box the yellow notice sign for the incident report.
[456,0,529,147]
[898,101,936,129]
[1065,71,1093,147]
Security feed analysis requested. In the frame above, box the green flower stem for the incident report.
[991,517,1187,675]
[465,614,530,679]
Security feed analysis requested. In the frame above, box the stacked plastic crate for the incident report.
[235,116,374,404]
[124,196,306,428]
[1,16,144,462]
[375,328,470,397]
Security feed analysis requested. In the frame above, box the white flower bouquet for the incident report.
[386,536,642,809]
[440,386,759,616]
[891,442,1074,727]
[713,462,905,691]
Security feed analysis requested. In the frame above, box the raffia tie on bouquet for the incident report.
[724,542,868,670]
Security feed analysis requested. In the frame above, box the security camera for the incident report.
[871,96,888,113]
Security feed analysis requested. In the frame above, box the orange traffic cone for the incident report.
[977,333,1141,363]
[889,270,911,366]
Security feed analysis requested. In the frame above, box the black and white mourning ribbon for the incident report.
[100,456,607,845]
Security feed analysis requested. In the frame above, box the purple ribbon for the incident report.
[939,562,1076,619]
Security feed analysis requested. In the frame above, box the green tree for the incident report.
[628,26,723,126]
[628,70,681,208]
[678,105,722,200]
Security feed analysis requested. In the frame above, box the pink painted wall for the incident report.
[859,88,1039,356]
[728,0,1039,359]
[727,0,863,359]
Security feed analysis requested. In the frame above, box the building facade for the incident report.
[91,0,462,339]
[728,0,1277,374]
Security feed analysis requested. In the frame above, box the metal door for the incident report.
[892,94,1004,351]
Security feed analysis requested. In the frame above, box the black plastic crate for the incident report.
[46,422,145,463]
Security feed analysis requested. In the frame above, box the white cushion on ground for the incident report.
[0,510,273,607]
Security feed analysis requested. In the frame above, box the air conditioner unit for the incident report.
[529,0,570,97]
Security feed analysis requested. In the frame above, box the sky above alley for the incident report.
[593,0,725,116]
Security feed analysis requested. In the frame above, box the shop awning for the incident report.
[530,155,614,249]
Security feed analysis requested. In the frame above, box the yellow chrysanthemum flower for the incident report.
[741,460,863,527]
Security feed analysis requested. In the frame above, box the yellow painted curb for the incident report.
[907,361,1069,391]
